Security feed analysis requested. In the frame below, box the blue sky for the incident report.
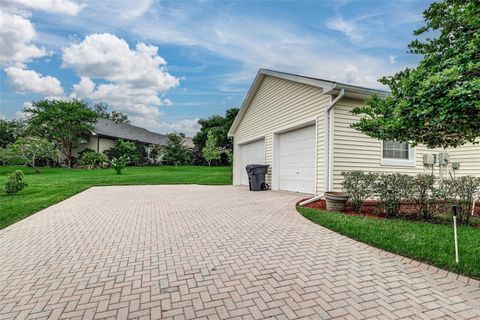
[0,0,431,135]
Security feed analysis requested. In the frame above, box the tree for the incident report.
[0,119,24,148]
[93,103,130,124]
[5,137,58,173]
[193,108,239,164]
[352,0,480,148]
[202,130,221,166]
[24,99,98,167]
[162,132,190,167]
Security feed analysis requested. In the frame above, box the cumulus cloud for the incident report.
[0,11,46,67]
[5,0,85,16]
[63,34,178,91]
[66,33,179,127]
[5,67,64,95]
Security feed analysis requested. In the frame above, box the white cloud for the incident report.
[0,11,46,67]
[5,67,63,95]
[63,33,178,91]
[389,55,397,64]
[326,17,363,43]
[0,113,6,120]
[66,34,179,128]
[6,0,85,16]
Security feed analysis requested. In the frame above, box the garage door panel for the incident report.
[278,125,315,194]
[239,139,265,185]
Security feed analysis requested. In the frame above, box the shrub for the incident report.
[342,171,378,213]
[375,173,413,217]
[408,174,445,220]
[3,170,28,195]
[78,150,108,169]
[111,157,128,174]
[104,140,138,165]
[444,176,480,224]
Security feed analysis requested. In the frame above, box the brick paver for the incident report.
[1,185,479,319]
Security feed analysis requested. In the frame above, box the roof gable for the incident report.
[228,69,389,137]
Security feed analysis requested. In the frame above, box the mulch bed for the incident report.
[300,199,480,226]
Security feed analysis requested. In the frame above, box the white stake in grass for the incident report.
[452,205,459,264]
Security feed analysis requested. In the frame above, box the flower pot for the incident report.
[324,192,349,212]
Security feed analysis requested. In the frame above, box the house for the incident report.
[228,69,479,195]
[73,119,194,156]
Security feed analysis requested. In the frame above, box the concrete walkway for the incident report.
[1,185,479,319]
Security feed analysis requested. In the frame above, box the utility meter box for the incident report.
[438,152,449,165]
[452,162,461,170]
[423,154,436,165]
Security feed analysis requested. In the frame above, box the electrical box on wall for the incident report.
[438,152,449,165]
[452,162,461,170]
[423,154,436,165]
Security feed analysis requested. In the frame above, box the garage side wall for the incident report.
[449,143,480,177]
[332,98,443,191]
[232,76,331,192]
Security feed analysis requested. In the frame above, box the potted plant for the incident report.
[324,191,349,212]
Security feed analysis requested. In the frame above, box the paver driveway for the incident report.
[1,185,479,320]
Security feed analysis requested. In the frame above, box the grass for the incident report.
[298,206,480,279]
[0,165,232,229]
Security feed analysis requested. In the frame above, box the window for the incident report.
[382,141,409,159]
[381,141,416,166]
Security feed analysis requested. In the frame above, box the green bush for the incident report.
[78,150,108,169]
[409,174,445,219]
[111,157,128,174]
[104,140,138,165]
[375,173,413,217]
[341,171,378,213]
[444,176,480,224]
[3,170,28,195]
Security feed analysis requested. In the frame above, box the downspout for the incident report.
[299,87,344,207]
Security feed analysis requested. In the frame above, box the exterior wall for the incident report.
[72,136,116,157]
[232,75,331,193]
[332,98,443,191]
[449,142,480,177]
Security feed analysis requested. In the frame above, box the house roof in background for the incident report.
[228,68,390,136]
[94,119,168,145]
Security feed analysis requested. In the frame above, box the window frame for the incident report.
[380,141,416,167]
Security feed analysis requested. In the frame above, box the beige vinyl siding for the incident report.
[233,75,330,192]
[332,98,442,191]
[449,143,480,177]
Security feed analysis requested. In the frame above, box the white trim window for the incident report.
[381,141,416,166]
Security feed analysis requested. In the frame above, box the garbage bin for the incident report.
[245,164,269,191]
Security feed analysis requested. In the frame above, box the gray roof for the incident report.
[94,119,167,145]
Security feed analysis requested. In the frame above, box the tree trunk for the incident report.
[66,139,73,168]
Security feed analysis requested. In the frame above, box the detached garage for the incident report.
[228,69,454,196]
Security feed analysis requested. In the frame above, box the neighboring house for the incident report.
[228,69,479,195]
[73,119,194,156]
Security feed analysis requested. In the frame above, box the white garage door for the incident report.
[278,125,316,194]
[239,139,265,185]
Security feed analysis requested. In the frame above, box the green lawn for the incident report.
[298,207,480,279]
[0,165,232,229]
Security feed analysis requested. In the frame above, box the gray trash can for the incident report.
[245,164,269,191]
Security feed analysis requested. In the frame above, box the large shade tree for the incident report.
[24,99,98,167]
[352,0,480,148]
